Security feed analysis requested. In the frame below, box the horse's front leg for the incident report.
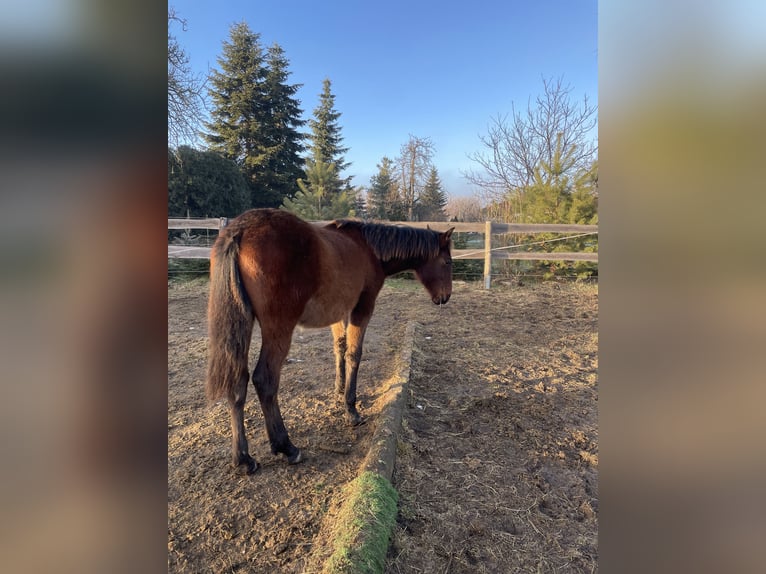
[343,303,374,426]
[331,320,348,395]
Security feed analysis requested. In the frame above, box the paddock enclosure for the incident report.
[168,278,598,572]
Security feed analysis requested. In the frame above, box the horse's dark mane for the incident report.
[331,219,441,262]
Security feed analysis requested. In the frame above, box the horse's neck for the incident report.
[381,256,422,276]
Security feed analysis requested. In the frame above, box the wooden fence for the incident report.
[169,218,597,288]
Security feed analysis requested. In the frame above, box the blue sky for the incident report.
[171,0,597,197]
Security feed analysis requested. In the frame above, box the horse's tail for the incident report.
[205,229,254,403]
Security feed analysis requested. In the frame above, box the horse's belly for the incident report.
[298,292,356,328]
[296,236,371,328]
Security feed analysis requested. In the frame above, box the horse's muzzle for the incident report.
[432,293,451,305]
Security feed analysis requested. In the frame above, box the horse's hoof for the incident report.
[345,412,364,426]
[287,450,303,465]
[234,458,259,475]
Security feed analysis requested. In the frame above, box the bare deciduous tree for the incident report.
[465,77,597,216]
[168,8,207,146]
[395,135,435,220]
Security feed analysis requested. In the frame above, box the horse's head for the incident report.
[416,227,455,305]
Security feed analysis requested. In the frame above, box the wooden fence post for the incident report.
[483,221,492,289]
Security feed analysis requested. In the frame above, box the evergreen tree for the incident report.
[418,166,448,221]
[204,24,265,163]
[385,189,407,221]
[262,43,307,202]
[567,160,598,224]
[303,77,352,211]
[511,135,598,278]
[204,23,305,208]
[520,133,578,223]
[308,78,350,177]
[367,157,404,220]
[283,159,335,218]
[563,159,598,278]
[168,146,250,217]
[353,188,367,220]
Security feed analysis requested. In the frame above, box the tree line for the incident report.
[168,17,448,221]
[168,11,597,277]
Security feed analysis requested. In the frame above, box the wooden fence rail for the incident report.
[168,218,597,288]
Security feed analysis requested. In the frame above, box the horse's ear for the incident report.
[440,227,455,247]
[427,224,431,231]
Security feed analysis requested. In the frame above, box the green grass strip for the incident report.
[322,471,399,574]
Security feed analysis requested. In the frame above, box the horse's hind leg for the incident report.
[228,368,258,474]
[252,329,302,464]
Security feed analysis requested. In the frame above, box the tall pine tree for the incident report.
[204,23,264,162]
[418,166,448,221]
[309,79,350,172]
[204,23,305,208]
[262,43,307,203]
[306,78,351,199]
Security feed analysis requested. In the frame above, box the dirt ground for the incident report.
[168,277,598,573]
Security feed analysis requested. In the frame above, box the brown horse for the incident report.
[205,208,454,474]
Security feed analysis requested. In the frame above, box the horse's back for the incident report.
[220,209,380,329]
